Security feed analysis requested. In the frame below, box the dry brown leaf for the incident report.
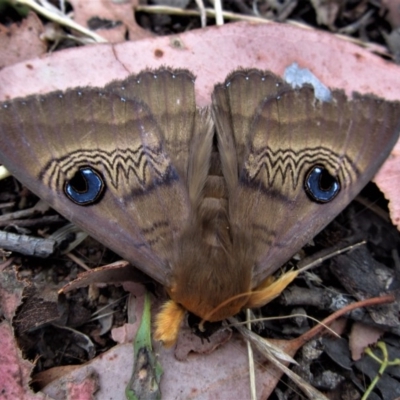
[349,322,384,361]
[0,12,46,69]
[41,338,292,399]
[0,322,46,400]
[374,139,400,230]
[68,0,152,42]
[36,364,98,399]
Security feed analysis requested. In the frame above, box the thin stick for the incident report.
[294,295,395,347]
[194,0,206,27]
[66,252,91,271]
[297,240,366,273]
[212,0,224,25]
[246,309,257,400]
[17,0,107,43]
[235,324,328,400]
[0,166,10,180]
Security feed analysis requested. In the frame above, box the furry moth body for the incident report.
[0,68,399,345]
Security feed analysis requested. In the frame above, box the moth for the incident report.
[0,68,399,346]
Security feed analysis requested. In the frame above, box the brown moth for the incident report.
[0,68,399,346]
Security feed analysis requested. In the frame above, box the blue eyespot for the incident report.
[305,166,340,203]
[65,167,104,205]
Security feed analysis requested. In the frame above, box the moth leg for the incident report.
[245,270,299,309]
[154,300,186,347]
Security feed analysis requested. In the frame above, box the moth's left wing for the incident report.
[213,69,400,285]
[0,69,213,284]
